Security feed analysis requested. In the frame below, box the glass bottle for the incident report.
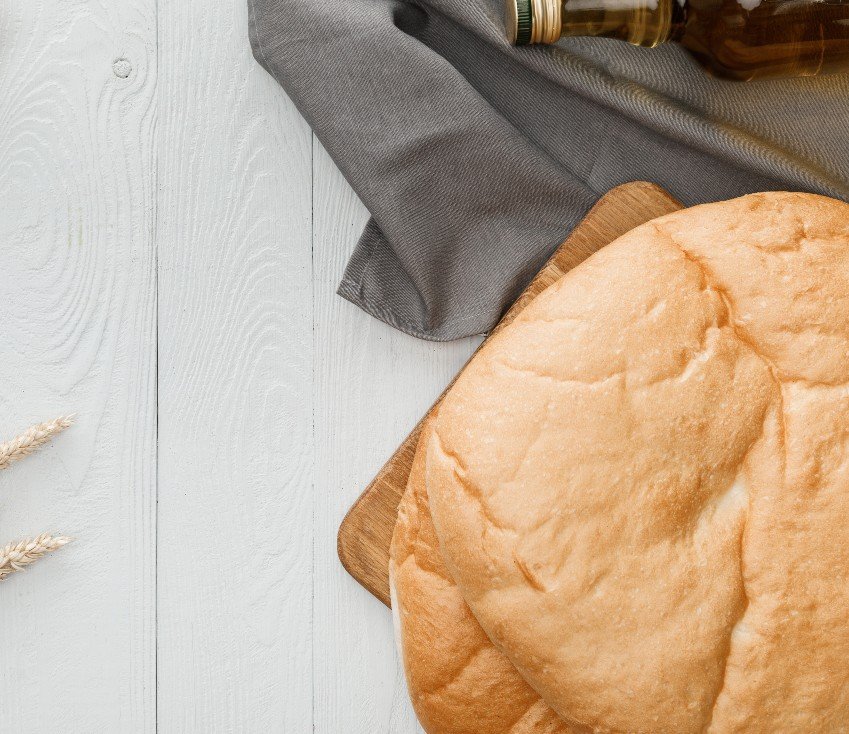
[507,0,849,80]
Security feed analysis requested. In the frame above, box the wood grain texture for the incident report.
[155,0,314,730]
[338,182,683,607]
[0,0,157,730]
[312,141,480,734]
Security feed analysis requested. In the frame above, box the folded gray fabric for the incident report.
[248,0,849,340]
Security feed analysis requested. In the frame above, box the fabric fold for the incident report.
[249,0,849,340]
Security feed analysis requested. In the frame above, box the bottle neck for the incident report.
[511,0,682,48]
[564,0,679,47]
[531,0,565,43]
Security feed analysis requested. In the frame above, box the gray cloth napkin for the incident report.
[248,0,849,341]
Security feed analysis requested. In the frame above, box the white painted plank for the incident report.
[155,0,314,730]
[0,0,157,731]
[312,140,481,734]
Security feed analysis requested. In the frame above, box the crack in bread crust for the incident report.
[654,225,802,733]
[494,359,627,388]
[433,429,519,536]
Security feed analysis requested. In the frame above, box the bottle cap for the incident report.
[507,0,533,45]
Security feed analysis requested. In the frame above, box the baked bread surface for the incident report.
[390,417,571,734]
[425,193,849,733]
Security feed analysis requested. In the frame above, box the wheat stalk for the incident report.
[0,415,74,471]
[0,416,76,581]
[0,533,73,581]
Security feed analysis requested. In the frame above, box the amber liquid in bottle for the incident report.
[508,0,849,80]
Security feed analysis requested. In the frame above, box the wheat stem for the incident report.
[0,416,74,471]
[0,533,73,581]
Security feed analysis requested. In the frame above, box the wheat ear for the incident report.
[0,416,74,471]
[0,533,73,581]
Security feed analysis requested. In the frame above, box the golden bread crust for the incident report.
[390,419,572,734]
[426,193,849,734]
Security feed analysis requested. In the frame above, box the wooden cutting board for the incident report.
[338,181,682,606]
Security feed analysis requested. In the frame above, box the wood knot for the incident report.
[112,58,133,79]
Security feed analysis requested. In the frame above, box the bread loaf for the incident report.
[423,193,849,733]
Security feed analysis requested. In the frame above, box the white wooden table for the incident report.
[0,1,479,730]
